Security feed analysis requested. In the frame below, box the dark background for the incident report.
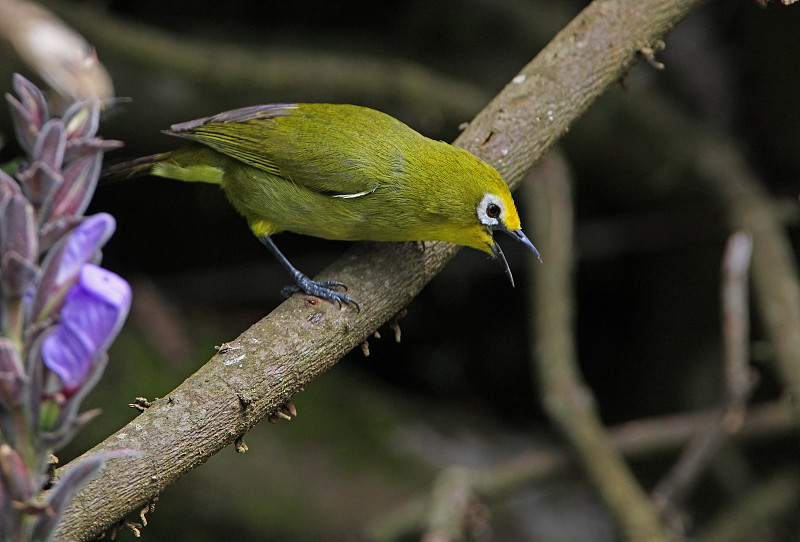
[2,1,800,540]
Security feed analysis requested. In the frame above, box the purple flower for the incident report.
[53,213,115,287]
[33,212,116,322]
[41,264,131,393]
[0,74,131,536]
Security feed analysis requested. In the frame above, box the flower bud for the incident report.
[0,338,25,410]
[0,194,37,298]
[63,101,99,142]
[0,444,33,503]
[48,153,101,219]
[16,118,65,208]
[5,73,49,153]
[0,170,22,205]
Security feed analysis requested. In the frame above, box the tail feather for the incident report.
[101,147,225,186]
[100,152,169,184]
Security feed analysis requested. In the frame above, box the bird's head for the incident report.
[408,141,542,285]
[469,188,542,287]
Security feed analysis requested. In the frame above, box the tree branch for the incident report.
[651,232,755,528]
[53,0,709,539]
[365,400,798,542]
[527,150,670,541]
[694,142,800,404]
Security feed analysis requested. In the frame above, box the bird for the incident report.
[102,103,541,308]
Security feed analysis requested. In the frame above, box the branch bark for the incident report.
[53,0,709,539]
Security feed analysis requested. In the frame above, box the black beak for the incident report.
[490,228,542,287]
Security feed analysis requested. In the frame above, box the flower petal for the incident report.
[41,264,130,391]
[33,212,117,321]
[53,213,115,286]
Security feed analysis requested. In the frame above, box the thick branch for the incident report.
[54,0,709,539]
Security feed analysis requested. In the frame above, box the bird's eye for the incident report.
[486,202,501,219]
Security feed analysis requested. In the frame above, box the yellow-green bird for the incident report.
[103,103,541,307]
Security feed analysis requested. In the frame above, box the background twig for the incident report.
[366,399,798,542]
[651,232,755,531]
[527,150,668,541]
[695,142,800,405]
[698,470,800,542]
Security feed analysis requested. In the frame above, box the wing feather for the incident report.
[163,104,411,197]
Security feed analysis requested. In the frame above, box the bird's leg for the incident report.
[258,235,358,309]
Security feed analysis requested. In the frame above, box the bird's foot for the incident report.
[282,274,359,310]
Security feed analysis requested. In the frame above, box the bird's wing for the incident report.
[164,104,391,198]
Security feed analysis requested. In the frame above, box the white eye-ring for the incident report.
[477,193,504,227]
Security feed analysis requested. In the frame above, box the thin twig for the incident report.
[651,232,755,529]
[422,466,487,542]
[695,141,800,405]
[365,399,798,542]
[721,232,755,414]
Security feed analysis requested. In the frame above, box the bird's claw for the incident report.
[313,280,348,291]
[282,276,359,311]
